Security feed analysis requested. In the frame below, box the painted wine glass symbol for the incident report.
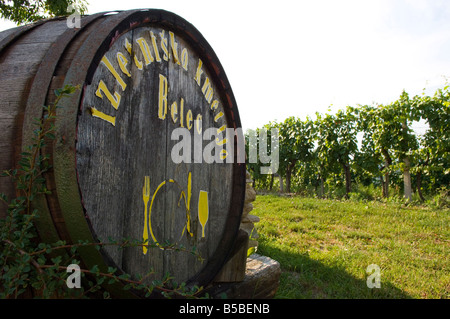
[198,190,209,238]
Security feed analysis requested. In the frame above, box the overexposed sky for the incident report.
[1,0,449,131]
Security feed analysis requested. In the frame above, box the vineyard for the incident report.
[246,85,450,206]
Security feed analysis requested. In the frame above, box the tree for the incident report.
[246,127,268,189]
[368,104,396,198]
[353,104,384,190]
[248,84,449,202]
[0,0,87,25]
[335,107,359,197]
[313,112,337,198]
[359,92,419,201]
[393,91,420,202]
[277,117,314,193]
[245,123,279,190]
[313,107,358,198]
[414,85,450,200]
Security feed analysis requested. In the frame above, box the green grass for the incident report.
[251,194,449,299]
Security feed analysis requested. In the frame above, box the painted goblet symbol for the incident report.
[198,190,209,238]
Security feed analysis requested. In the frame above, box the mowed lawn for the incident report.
[251,194,449,299]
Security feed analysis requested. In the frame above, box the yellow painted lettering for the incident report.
[181,48,188,71]
[202,77,214,103]
[217,124,226,135]
[170,101,178,123]
[216,136,227,146]
[211,100,219,111]
[136,37,154,65]
[180,98,184,127]
[90,107,116,126]
[196,114,202,134]
[160,30,169,61]
[101,56,126,91]
[158,74,168,120]
[117,52,131,77]
[150,31,161,62]
[220,149,228,160]
[125,38,132,54]
[134,56,143,70]
[96,80,121,110]
[214,111,224,122]
[169,31,180,65]
[194,59,203,86]
[186,109,193,131]
[126,38,143,70]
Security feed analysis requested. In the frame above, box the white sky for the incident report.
[1,0,449,132]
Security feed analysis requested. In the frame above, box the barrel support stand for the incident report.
[204,230,281,299]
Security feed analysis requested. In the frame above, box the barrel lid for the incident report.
[52,9,245,296]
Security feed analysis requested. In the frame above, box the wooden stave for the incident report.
[0,9,246,296]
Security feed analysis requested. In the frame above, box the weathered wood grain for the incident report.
[0,19,71,218]
[0,10,245,295]
[76,24,237,284]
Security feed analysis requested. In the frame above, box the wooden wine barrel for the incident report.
[0,9,246,297]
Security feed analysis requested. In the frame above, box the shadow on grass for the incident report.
[259,244,412,299]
